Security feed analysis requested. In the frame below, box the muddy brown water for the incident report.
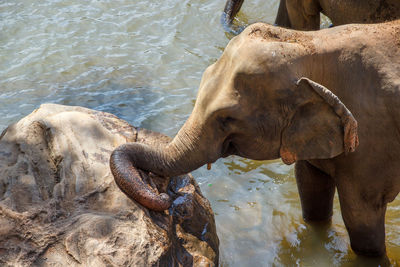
[0,0,398,266]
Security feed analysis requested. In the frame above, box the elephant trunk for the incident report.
[110,117,213,211]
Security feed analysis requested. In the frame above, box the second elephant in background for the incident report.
[222,0,400,32]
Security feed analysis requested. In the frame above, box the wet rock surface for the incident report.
[0,104,219,266]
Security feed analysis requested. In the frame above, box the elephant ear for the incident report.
[280,77,359,165]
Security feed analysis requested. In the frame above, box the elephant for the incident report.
[110,20,400,257]
[221,0,400,33]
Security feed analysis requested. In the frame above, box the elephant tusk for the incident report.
[207,163,212,170]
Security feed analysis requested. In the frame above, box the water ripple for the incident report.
[0,0,399,266]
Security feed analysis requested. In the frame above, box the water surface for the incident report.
[0,0,398,266]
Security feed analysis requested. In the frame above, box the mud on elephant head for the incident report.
[221,0,400,33]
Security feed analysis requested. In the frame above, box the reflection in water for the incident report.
[1,0,399,266]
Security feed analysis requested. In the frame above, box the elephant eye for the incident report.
[218,116,236,130]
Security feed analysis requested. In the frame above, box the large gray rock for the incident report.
[0,104,219,266]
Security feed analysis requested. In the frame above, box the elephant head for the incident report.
[110,23,358,211]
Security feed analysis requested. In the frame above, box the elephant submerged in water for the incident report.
[221,0,400,32]
[110,20,400,257]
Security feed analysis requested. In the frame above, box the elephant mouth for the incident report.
[221,135,237,157]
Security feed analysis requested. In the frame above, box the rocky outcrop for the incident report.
[0,104,219,266]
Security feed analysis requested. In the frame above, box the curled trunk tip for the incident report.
[110,144,172,211]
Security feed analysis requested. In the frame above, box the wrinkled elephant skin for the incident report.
[110,20,400,257]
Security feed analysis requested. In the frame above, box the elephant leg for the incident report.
[274,0,291,28]
[221,0,245,34]
[285,0,320,30]
[336,182,387,257]
[295,160,335,221]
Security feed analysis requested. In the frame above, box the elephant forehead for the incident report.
[242,22,316,54]
[198,84,239,116]
[225,40,299,75]
[197,50,287,107]
[226,39,271,66]
[222,24,312,69]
